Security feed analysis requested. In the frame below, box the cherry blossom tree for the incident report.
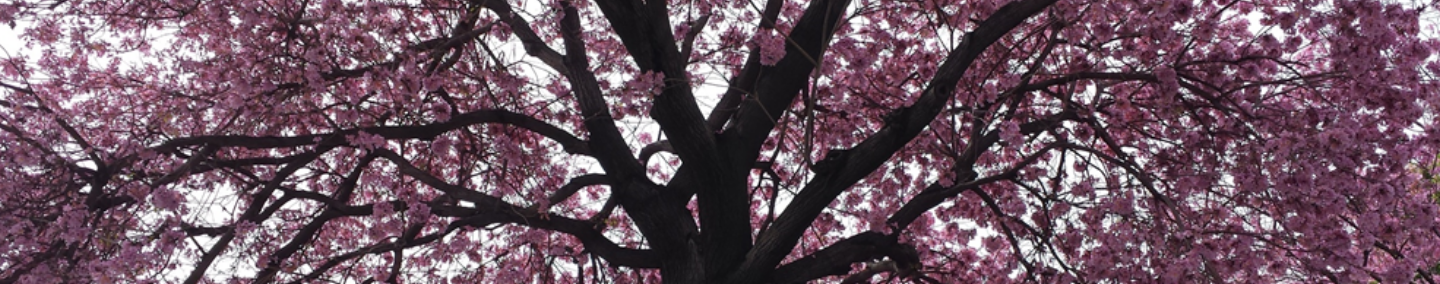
[3,0,1440,283]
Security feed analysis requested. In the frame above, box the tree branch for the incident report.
[730,1,1057,282]
[702,0,786,130]
[184,145,334,284]
[712,0,851,155]
[679,14,711,64]
[558,1,710,282]
[767,232,917,284]
[158,108,589,155]
[542,174,612,209]
[637,140,674,165]
[253,153,378,283]
[594,1,749,276]
[373,149,662,268]
[476,0,569,75]
[888,110,1076,231]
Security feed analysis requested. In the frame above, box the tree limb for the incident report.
[730,1,1057,282]
[637,140,674,165]
[767,232,907,284]
[593,1,748,276]
[702,0,787,130]
[477,0,569,75]
[159,108,590,155]
[183,145,334,284]
[373,149,662,268]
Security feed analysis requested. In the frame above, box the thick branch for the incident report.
[550,0,648,179]
[188,155,312,176]
[373,149,661,268]
[594,0,747,276]
[637,140,674,165]
[478,0,569,75]
[730,1,1057,282]
[768,232,917,284]
[772,147,1055,284]
[544,174,612,208]
[625,0,856,278]
[702,0,786,130]
[556,1,707,282]
[679,14,711,63]
[159,109,589,155]
[713,0,851,158]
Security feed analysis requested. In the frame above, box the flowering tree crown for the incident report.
[1,0,1439,283]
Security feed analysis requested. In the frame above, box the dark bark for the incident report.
[592,0,753,280]
[768,232,909,284]
[646,0,857,279]
[158,109,589,155]
[184,145,334,284]
[376,149,662,268]
[477,0,568,76]
[728,1,1058,283]
[557,1,707,282]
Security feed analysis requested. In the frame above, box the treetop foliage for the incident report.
[2,0,1439,283]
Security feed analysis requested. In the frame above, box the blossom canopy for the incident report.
[1,0,1440,283]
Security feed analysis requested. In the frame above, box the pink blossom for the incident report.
[0,0,1436,283]
[752,28,787,65]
